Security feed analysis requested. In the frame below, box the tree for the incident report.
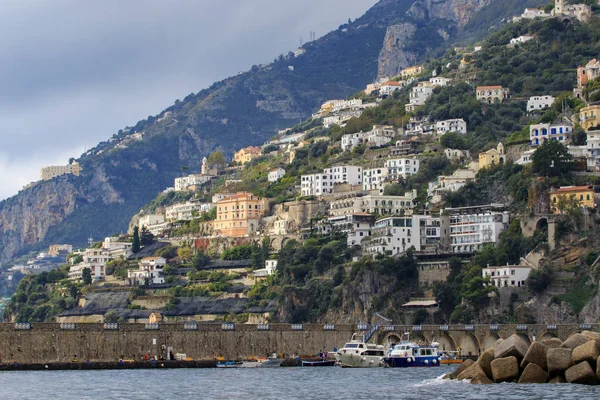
[532,140,572,177]
[207,151,226,167]
[571,127,587,146]
[140,227,155,246]
[192,249,210,269]
[132,226,141,253]
[440,132,468,149]
[177,246,193,262]
[82,268,92,285]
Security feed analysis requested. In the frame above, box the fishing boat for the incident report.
[383,340,440,368]
[335,333,385,368]
[257,353,282,368]
[301,359,336,367]
[216,360,243,368]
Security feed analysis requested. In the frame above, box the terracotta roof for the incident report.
[477,85,503,90]
[553,185,593,194]
[383,81,402,86]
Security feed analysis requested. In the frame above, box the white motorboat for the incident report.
[334,333,385,368]
[257,353,282,368]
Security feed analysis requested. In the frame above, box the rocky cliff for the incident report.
[0,0,541,264]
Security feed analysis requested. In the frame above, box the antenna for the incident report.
[300,37,303,47]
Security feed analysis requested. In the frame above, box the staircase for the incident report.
[364,325,380,343]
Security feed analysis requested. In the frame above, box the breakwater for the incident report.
[0,323,596,365]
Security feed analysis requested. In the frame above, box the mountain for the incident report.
[0,0,545,264]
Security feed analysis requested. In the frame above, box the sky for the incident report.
[0,0,378,200]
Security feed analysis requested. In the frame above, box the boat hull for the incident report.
[335,353,384,368]
[302,360,336,367]
[384,356,440,368]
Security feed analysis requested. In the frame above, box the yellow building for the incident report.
[550,185,595,214]
[579,104,600,131]
[214,192,268,237]
[233,146,262,164]
[400,65,423,78]
[40,161,82,181]
[478,143,505,169]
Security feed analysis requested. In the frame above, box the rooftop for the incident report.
[552,185,593,194]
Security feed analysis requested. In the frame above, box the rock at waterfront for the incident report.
[445,359,474,380]
[565,361,598,385]
[549,374,566,384]
[518,363,548,384]
[471,373,494,385]
[597,356,600,382]
[457,362,488,382]
[561,333,591,350]
[547,348,573,376]
[521,341,548,370]
[581,331,600,341]
[491,356,519,383]
[572,340,600,366]
[494,334,529,361]
[542,338,563,349]
[477,348,495,379]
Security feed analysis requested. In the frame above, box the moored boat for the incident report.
[301,359,336,367]
[335,333,385,368]
[439,351,463,365]
[257,353,283,368]
[383,341,440,368]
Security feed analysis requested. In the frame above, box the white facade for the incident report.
[446,206,509,254]
[429,77,452,87]
[254,259,278,278]
[174,174,213,191]
[587,130,600,171]
[138,214,165,228]
[341,125,396,151]
[324,165,362,186]
[68,248,111,281]
[385,157,420,180]
[436,119,467,135]
[510,35,534,45]
[329,191,417,217]
[427,168,477,204]
[527,95,555,112]
[363,215,438,256]
[102,237,133,259]
[405,116,435,136]
[515,149,535,165]
[405,82,435,111]
[362,168,388,192]
[128,257,166,285]
[300,173,332,197]
[320,213,374,247]
[529,121,573,146]
[482,265,531,288]
[341,132,368,151]
[165,202,215,221]
[379,81,406,96]
[444,148,471,161]
[268,168,286,182]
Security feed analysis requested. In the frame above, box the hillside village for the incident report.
[9,0,600,326]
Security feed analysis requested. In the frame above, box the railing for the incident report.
[364,325,379,343]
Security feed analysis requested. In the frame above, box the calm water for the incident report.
[0,367,599,399]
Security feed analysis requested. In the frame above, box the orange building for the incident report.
[233,146,262,164]
[214,192,268,237]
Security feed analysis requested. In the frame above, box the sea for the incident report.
[0,366,599,399]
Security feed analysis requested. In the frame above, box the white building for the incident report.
[427,168,477,204]
[324,165,362,186]
[518,8,550,20]
[174,174,213,191]
[362,167,388,192]
[102,237,133,259]
[586,130,600,171]
[379,81,406,96]
[268,168,286,182]
[527,95,555,112]
[445,205,509,254]
[429,77,452,87]
[385,157,420,180]
[301,165,363,196]
[362,215,441,256]
[444,148,471,161]
[515,149,536,165]
[212,193,236,203]
[510,35,534,45]
[529,121,573,146]
[301,173,332,197]
[68,248,111,281]
[405,116,435,136]
[128,256,166,285]
[436,119,467,135]
[341,125,396,151]
[329,190,417,217]
[138,214,165,228]
[254,259,278,278]
[319,213,375,247]
[165,202,215,221]
[482,265,531,288]
[405,82,435,112]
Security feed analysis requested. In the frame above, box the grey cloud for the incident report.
[0,0,378,200]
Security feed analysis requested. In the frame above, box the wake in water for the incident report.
[410,373,470,388]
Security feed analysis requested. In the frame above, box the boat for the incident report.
[383,340,440,368]
[301,359,336,367]
[257,353,282,368]
[439,351,463,365]
[334,333,386,368]
[216,360,243,368]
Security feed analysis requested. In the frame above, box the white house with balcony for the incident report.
[328,190,417,217]
[427,168,477,204]
[68,248,111,281]
[254,259,278,279]
[429,77,452,87]
[527,95,555,112]
[482,265,531,288]
[405,82,436,112]
[166,202,215,221]
[386,157,420,180]
[174,174,213,191]
[445,205,509,254]
[529,121,573,146]
[436,118,467,135]
[128,256,166,285]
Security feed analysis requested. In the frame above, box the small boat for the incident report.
[302,357,336,367]
[383,340,440,368]
[257,353,282,368]
[439,351,463,365]
[216,360,243,368]
[335,333,385,368]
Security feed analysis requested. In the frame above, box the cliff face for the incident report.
[378,0,493,78]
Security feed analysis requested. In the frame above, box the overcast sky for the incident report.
[0,0,378,200]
